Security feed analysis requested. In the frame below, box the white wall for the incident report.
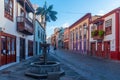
[0,0,34,62]
[104,13,116,51]
[89,13,116,51]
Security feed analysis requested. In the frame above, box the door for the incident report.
[91,43,96,56]
[6,37,11,63]
[97,42,102,57]
[11,38,16,62]
[104,41,110,59]
[28,40,33,56]
[1,36,7,65]
[20,38,25,61]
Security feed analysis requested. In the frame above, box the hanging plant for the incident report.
[98,30,104,37]
[91,30,98,37]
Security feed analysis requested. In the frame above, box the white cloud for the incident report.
[46,26,58,37]
[49,26,58,30]
[111,0,120,7]
[46,23,70,38]
[62,23,70,28]
[97,10,105,16]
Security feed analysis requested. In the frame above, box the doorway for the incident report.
[20,38,25,61]
[97,42,102,57]
[104,41,110,59]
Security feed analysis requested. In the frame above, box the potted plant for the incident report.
[91,30,98,37]
[98,30,104,37]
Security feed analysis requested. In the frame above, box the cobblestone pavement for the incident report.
[0,54,85,80]
[1,47,120,80]
[50,48,120,80]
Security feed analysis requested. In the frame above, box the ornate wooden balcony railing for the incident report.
[17,16,34,35]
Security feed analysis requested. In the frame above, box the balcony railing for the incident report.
[17,0,34,13]
[91,30,104,40]
[17,16,34,35]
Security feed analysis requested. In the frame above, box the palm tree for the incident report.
[36,2,57,23]
[35,2,57,64]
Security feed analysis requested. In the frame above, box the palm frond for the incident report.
[36,2,57,22]
[49,11,57,16]
[47,5,53,11]
[49,14,57,21]
[36,7,44,15]
[45,16,51,22]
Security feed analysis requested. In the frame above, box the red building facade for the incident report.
[90,7,120,60]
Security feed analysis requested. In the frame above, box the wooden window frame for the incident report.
[105,19,112,35]
[4,0,14,21]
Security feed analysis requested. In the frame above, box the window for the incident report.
[105,19,112,35]
[38,30,40,38]
[4,0,14,21]
[7,37,11,55]
[1,36,7,55]
[79,27,82,39]
[91,24,97,31]
[76,28,78,40]
[11,38,15,55]
[73,31,74,41]
[83,24,87,38]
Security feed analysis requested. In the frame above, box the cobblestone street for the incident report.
[1,48,120,80]
[0,53,85,80]
[50,48,120,80]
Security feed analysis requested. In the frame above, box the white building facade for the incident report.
[0,0,34,69]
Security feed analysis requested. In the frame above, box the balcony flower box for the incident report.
[91,30,104,40]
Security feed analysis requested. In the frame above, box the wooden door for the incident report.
[1,36,7,65]
[20,38,25,61]
[91,43,96,56]
[28,40,33,56]
[6,37,11,63]
[97,42,102,57]
[104,41,110,59]
[11,38,16,62]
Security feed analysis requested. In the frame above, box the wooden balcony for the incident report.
[92,30,104,40]
[17,0,34,13]
[93,36,104,40]
[17,16,34,35]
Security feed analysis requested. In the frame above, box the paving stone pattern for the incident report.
[0,54,85,80]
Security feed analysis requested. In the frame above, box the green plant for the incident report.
[91,30,98,37]
[98,30,104,37]
[36,2,57,22]
[91,31,95,37]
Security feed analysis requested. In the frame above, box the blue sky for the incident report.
[30,0,120,38]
